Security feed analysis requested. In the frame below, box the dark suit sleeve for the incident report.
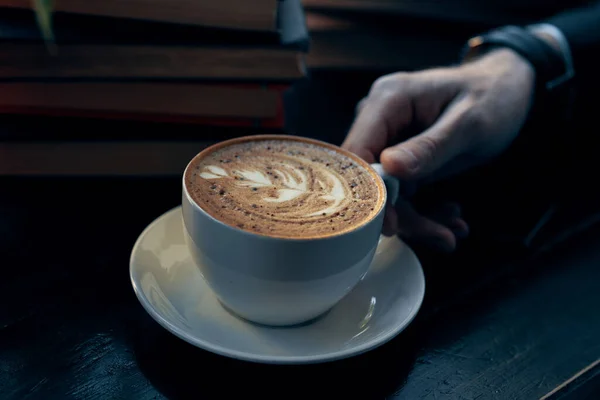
[533,2,600,193]
[546,1,600,81]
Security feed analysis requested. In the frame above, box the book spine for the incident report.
[0,45,305,81]
[0,83,290,128]
[0,140,216,176]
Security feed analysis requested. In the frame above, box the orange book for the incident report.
[0,83,289,128]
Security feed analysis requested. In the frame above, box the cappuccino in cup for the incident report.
[185,138,384,239]
[182,135,398,326]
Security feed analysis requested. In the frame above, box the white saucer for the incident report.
[130,207,425,364]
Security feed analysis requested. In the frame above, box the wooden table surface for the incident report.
[1,176,598,400]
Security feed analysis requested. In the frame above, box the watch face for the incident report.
[460,36,481,62]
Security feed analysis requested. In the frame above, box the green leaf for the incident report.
[32,0,57,55]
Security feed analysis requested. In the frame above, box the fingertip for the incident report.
[346,146,376,164]
[435,228,457,252]
[451,218,470,238]
[341,130,377,163]
[380,146,419,179]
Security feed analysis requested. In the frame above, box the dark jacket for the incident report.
[548,1,600,87]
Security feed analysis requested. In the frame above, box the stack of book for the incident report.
[302,0,571,72]
[0,0,309,176]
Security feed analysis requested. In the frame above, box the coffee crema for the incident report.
[185,137,385,239]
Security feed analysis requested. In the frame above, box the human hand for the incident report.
[342,49,536,252]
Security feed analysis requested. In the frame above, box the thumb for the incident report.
[380,97,472,181]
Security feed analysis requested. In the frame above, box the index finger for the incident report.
[341,88,413,163]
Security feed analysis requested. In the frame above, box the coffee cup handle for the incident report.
[370,163,400,207]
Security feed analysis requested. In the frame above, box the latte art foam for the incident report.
[185,138,384,239]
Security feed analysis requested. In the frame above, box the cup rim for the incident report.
[182,134,388,242]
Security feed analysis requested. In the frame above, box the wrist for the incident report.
[459,25,576,125]
[460,25,572,93]
[464,48,535,81]
[460,36,536,77]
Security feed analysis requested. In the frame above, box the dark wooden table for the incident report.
[1,175,599,400]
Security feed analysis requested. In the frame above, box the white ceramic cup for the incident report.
[182,135,399,326]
